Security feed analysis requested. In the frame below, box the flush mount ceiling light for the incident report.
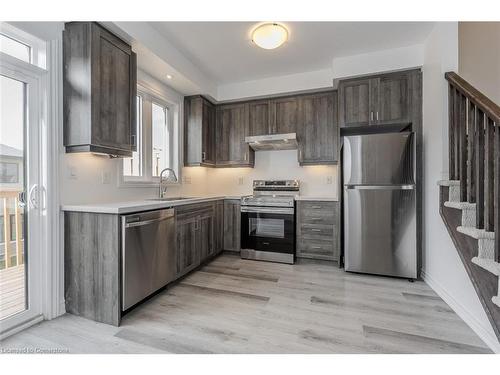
[252,23,288,50]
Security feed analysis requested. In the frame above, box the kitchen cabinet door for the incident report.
[338,78,373,127]
[63,22,137,156]
[176,216,199,277]
[223,199,241,252]
[375,72,410,124]
[270,96,299,134]
[215,200,224,254]
[216,103,254,167]
[298,91,338,165]
[184,96,216,166]
[248,100,271,136]
[199,214,215,261]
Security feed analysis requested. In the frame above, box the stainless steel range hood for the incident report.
[245,133,298,151]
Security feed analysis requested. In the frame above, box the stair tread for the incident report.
[444,201,476,210]
[471,257,500,276]
[457,226,495,240]
[437,179,461,186]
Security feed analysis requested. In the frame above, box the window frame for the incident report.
[0,22,47,69]
[118,83,180,188]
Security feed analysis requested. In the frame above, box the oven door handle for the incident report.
[241,206,294,215]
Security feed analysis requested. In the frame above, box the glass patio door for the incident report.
[0,60,43,335]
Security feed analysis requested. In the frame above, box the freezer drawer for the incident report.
[122,208,176,311]
[344,185,416,278]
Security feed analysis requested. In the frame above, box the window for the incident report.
[0,33,30,63]
[121,85,179,186]
[123,96,142,177]
[0,23,46,69]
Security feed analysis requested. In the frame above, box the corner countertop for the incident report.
[61,196,241,215]
[295,196,338,202]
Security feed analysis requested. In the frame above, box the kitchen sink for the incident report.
[147,197,196,201]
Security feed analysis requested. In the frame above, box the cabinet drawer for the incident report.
[299,223,334,241]
[297,240,336,260]
[176,202,215,217]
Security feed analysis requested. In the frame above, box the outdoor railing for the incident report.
[0,189,24,270]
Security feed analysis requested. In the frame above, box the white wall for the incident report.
[421,22,500,352]
[217,68,333,102]
[459,22,500,105]
[332,44,425,81]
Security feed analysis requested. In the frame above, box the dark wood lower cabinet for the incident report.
[296,200,340,262]
[223,199,241,252]
[64,212,121,326]
[215,200,224,254]
[176,214,200,278]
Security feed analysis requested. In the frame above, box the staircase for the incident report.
[438,72,500,340]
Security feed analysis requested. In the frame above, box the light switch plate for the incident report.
[238,177,244,185]
[101,170,111,184]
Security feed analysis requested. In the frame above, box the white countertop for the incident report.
[61,196,233,214]
[61,195,338,214]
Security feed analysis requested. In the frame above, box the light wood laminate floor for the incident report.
[0,254,492,353]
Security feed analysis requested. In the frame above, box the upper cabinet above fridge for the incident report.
[63,22,137,157]
[338,69,419,128]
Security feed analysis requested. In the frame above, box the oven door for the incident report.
[240,206,295,254]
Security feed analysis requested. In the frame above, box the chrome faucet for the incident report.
[158,168,178,198]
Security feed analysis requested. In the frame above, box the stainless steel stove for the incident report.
[240,180,299,264]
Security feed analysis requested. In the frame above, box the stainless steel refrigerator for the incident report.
[343,132,416,279]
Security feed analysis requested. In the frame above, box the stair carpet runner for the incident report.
[439,179,500,308]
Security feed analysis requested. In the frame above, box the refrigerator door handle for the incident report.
[345,184,415,190]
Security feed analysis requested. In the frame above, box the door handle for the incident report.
[28,184,39,209]
[202,151,206,161]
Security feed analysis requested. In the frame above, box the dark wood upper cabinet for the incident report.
[216,103,254,167]
[248,100,271,136]
[184,96,216,167]
[298,91,338,165]
[338,78,373,127]
[376,73,410,124]
[338,70,415,127]
[270,96,299,134]
[63,22,137,157]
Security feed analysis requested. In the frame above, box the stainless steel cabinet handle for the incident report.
[202,151,206,161]
[125,215,173,228]
[370,111,374,121]
[376,111,379,121]
[311,206,322,209]
[312,246,322,249]
[311,229,321,232]
[311,217,322,220]
[131,134,136,147]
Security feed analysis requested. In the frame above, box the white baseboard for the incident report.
[421,269,500,353]
[0,315,43,341]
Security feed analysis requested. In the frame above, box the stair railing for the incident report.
[445,71,500,262]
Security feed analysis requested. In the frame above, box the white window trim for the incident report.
[117,81,181,188]
[0,22,47,69]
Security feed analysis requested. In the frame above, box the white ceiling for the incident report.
[149,22,434,85]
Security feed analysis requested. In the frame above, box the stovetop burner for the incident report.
[241,180,300,208]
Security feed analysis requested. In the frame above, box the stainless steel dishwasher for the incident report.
[122,208,176,311]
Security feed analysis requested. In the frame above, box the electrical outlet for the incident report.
[238,177,244,185]
[68,166,78,180]
[101,170,111,184]
[326,176,333,185]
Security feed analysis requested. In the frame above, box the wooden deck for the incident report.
[0,264,25,320]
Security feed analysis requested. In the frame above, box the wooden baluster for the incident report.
[467,101,476,202]
[454,88,461,180]
[484,118,495,232]
[459,94,468,201]
[3,198,12,268]
[494,123,500,262]
[476,110,485,229]
[14,197,23,265]
[449,84,456,179]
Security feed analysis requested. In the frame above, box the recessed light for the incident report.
[252,23,288,50]
[166,74,172,80]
